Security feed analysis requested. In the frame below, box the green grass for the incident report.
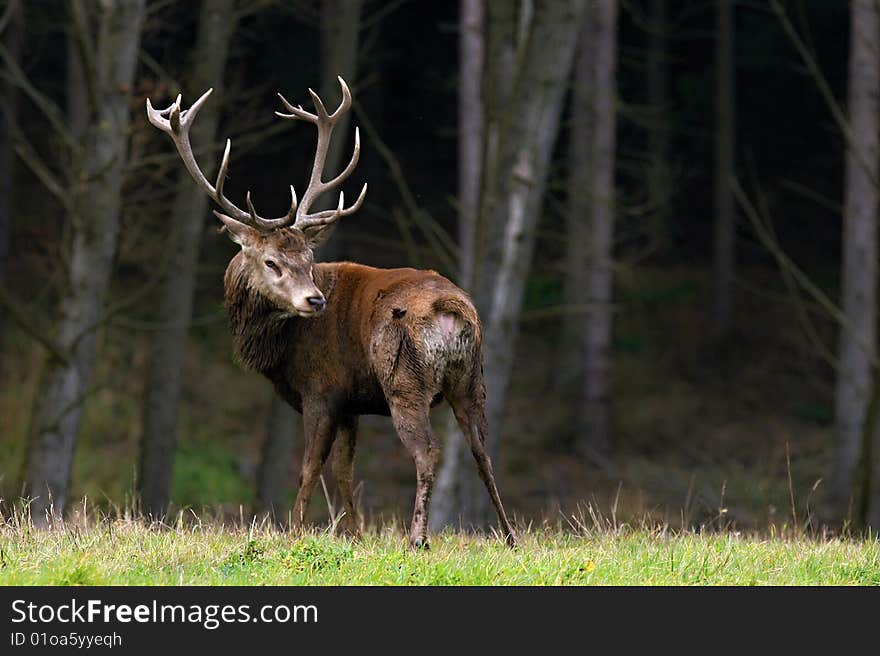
[1,510,878,585]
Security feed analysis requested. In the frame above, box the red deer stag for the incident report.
[146,78,516,549]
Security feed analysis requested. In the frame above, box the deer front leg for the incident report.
[389,397,440,549]
[290,402,337,531]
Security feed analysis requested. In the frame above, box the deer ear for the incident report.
[214,211,257,247]
[301,223,336,250]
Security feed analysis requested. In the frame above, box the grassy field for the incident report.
[1,508,878,585]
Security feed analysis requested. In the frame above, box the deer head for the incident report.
[146,77,367,317]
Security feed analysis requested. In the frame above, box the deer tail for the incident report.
[432,296,479,326]
[429,296,481,357]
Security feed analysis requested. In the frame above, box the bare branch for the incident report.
[144,0,178,20]
[352,100,458,273]
[769,0,879,189]
[137,49,179,95]
[0,42,77,152]
[13,141,69,209]
[68,0,99,112]
[390,206,422,267]
[0,96,70,207]
[266,0,320,25]
[777,178,842,216]
[0,283,70,364]
[742,154,840,374]
[129,119,289,173]
[0,0,20,34]
[362,0,409,29]
[731,177,877,368]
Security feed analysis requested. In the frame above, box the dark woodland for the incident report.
[2,0,880,536]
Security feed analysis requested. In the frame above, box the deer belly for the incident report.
[343,379,393,416]
[344,398,392,416]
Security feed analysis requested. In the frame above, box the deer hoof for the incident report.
[410,537,430,551]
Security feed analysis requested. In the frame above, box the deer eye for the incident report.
[264,260,280,274]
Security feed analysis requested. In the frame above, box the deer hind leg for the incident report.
[290,402,337,531]
[330,415,361,538]
[388,395,440,549]
[447,387,518,548]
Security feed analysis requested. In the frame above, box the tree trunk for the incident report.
[312,0,363,261]
[575,0,618,459]
[21,0,145,520]
[476,0,587,520]
[711,0,735,341]
[866,378,880,530]
[472,0,517,314]
[834,0,880,512]
[555,9,596,425]
[255,0,363,514]
[0,0,22,309]
[556,2,619,459]
[448,0,519,529]
[430,0,484,532]
[456,0,483,293]
[853,366,880,529]
[256,395,298,521]
[138,0,238,519]
[646,0,670,250]
[67,0,88,142]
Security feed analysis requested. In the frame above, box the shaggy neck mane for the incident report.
[224,260,290,374]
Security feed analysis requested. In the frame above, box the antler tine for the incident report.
[209,137,264,223]
[146,90,298,230]
[273,76,366,229]
[147,90,224,207]
[179,89,211,129]
[296,191,345,229]
[275,77,351,126]
[276,93,319,122]
[168,95,183,131]
[244,186,299,230]
[345,182,368,215]
[307,88,330,120]
[295,182,368,230]
[214,139,231,200]
[323,126,360,191]
[288,185,299,216]
[329,76,352,121]
[293,124,364,226]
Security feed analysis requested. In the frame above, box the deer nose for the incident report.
[306,296,326,310]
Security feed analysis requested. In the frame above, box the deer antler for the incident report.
[146,89,297,230]
[145,77,366,232]
[276,76,367,230]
